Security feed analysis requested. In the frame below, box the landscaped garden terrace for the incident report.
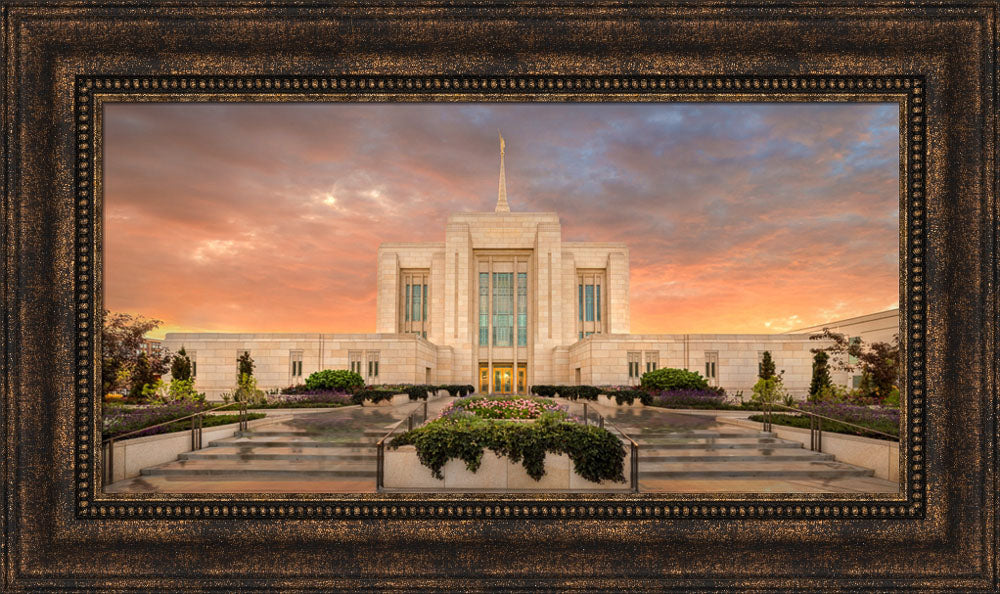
[532,362,901,441]
[389,395,628,484]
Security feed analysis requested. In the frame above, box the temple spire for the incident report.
[495,130,510,213]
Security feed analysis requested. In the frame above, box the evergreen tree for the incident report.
[809,351,832,397]
[758,351,776,380]
[237,351,255,378]
[170,347,193,382]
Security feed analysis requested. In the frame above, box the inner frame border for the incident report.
[74,74,925,521]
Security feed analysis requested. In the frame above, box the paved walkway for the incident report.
[105,398,454,494]
[107,396,898,494]
[578,400,899,494]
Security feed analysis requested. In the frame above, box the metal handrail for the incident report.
[759,400,899,452]
[102,400,248,486]
[375,399,429,491]
[579,401,639,493]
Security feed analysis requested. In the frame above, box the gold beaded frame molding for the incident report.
[75,75,925,521]
[4,3,997,592]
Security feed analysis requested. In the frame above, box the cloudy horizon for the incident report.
[103,101,900,339]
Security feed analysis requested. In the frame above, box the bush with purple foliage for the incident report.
[102,401,211,439]
[798,402,900,435]
[648,389,728,408]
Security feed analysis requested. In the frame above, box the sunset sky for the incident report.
[103,101,900,339]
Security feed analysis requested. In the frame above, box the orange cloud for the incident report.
[103,102,899,338]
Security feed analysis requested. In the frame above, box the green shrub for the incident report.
[305,369,365,391]
[531,385,557,397]
[751,375,787,405]
[170,347,193,382]
[391,413,625,483]
[350,388,397,405]
[640,368,710,392]
[882,386,900,408]
[167,377,205,403]
[406,385,432,401]
[559,386,579,400]
[234,373,266,404]
[609,388,647,405]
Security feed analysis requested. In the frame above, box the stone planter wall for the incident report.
[104,414,287,483]
[720,417,900,482]
[383,447,633,492]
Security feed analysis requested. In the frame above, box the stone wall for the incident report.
[162,333,450,400]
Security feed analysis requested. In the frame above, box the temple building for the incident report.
[163,134,899,399]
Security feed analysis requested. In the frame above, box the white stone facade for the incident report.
[163,205,899,400]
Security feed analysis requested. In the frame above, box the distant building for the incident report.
[164,135,898,399]
[140,338,165,359]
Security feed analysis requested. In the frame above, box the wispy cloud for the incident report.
[103,102,899,337]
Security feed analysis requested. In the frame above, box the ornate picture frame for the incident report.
[2,2,996,590]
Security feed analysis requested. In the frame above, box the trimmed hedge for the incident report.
[440,384,475,397]
[530,385,650,405]
[346,383,475,404]
[530,385,600,401]
[639,367,710,391]
[350,388,398,405]
[608,388,651,406]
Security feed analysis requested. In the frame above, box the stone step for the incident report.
[140,459,376,478]
[179,446,376,462]
[236,430,330,437]
[626,430,776,439]
[639,450,835,463]
[638,438,803,449]
[637,460,874,479]
[209,436,376,449]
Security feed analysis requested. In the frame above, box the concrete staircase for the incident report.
[626,427,876,480]
[138,423,387,481]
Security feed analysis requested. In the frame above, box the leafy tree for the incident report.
[808,351,833,398]
[809,329,900,401]
[170,347,193,382]
[101,310,170,395]
[858,341,899,400]
[128,352,157,399]
[758,351,776,380]
[234,351,264,403]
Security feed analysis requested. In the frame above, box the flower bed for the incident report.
[103,401,265,440]
[748,402,900,441]
[391,396,624,484]
[648,389,728,408]
[437,395,567,420]
[255,390,354,408]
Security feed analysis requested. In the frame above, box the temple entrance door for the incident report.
[479,365,489,395]
[478,364,525,394]
[492,365,514,394]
